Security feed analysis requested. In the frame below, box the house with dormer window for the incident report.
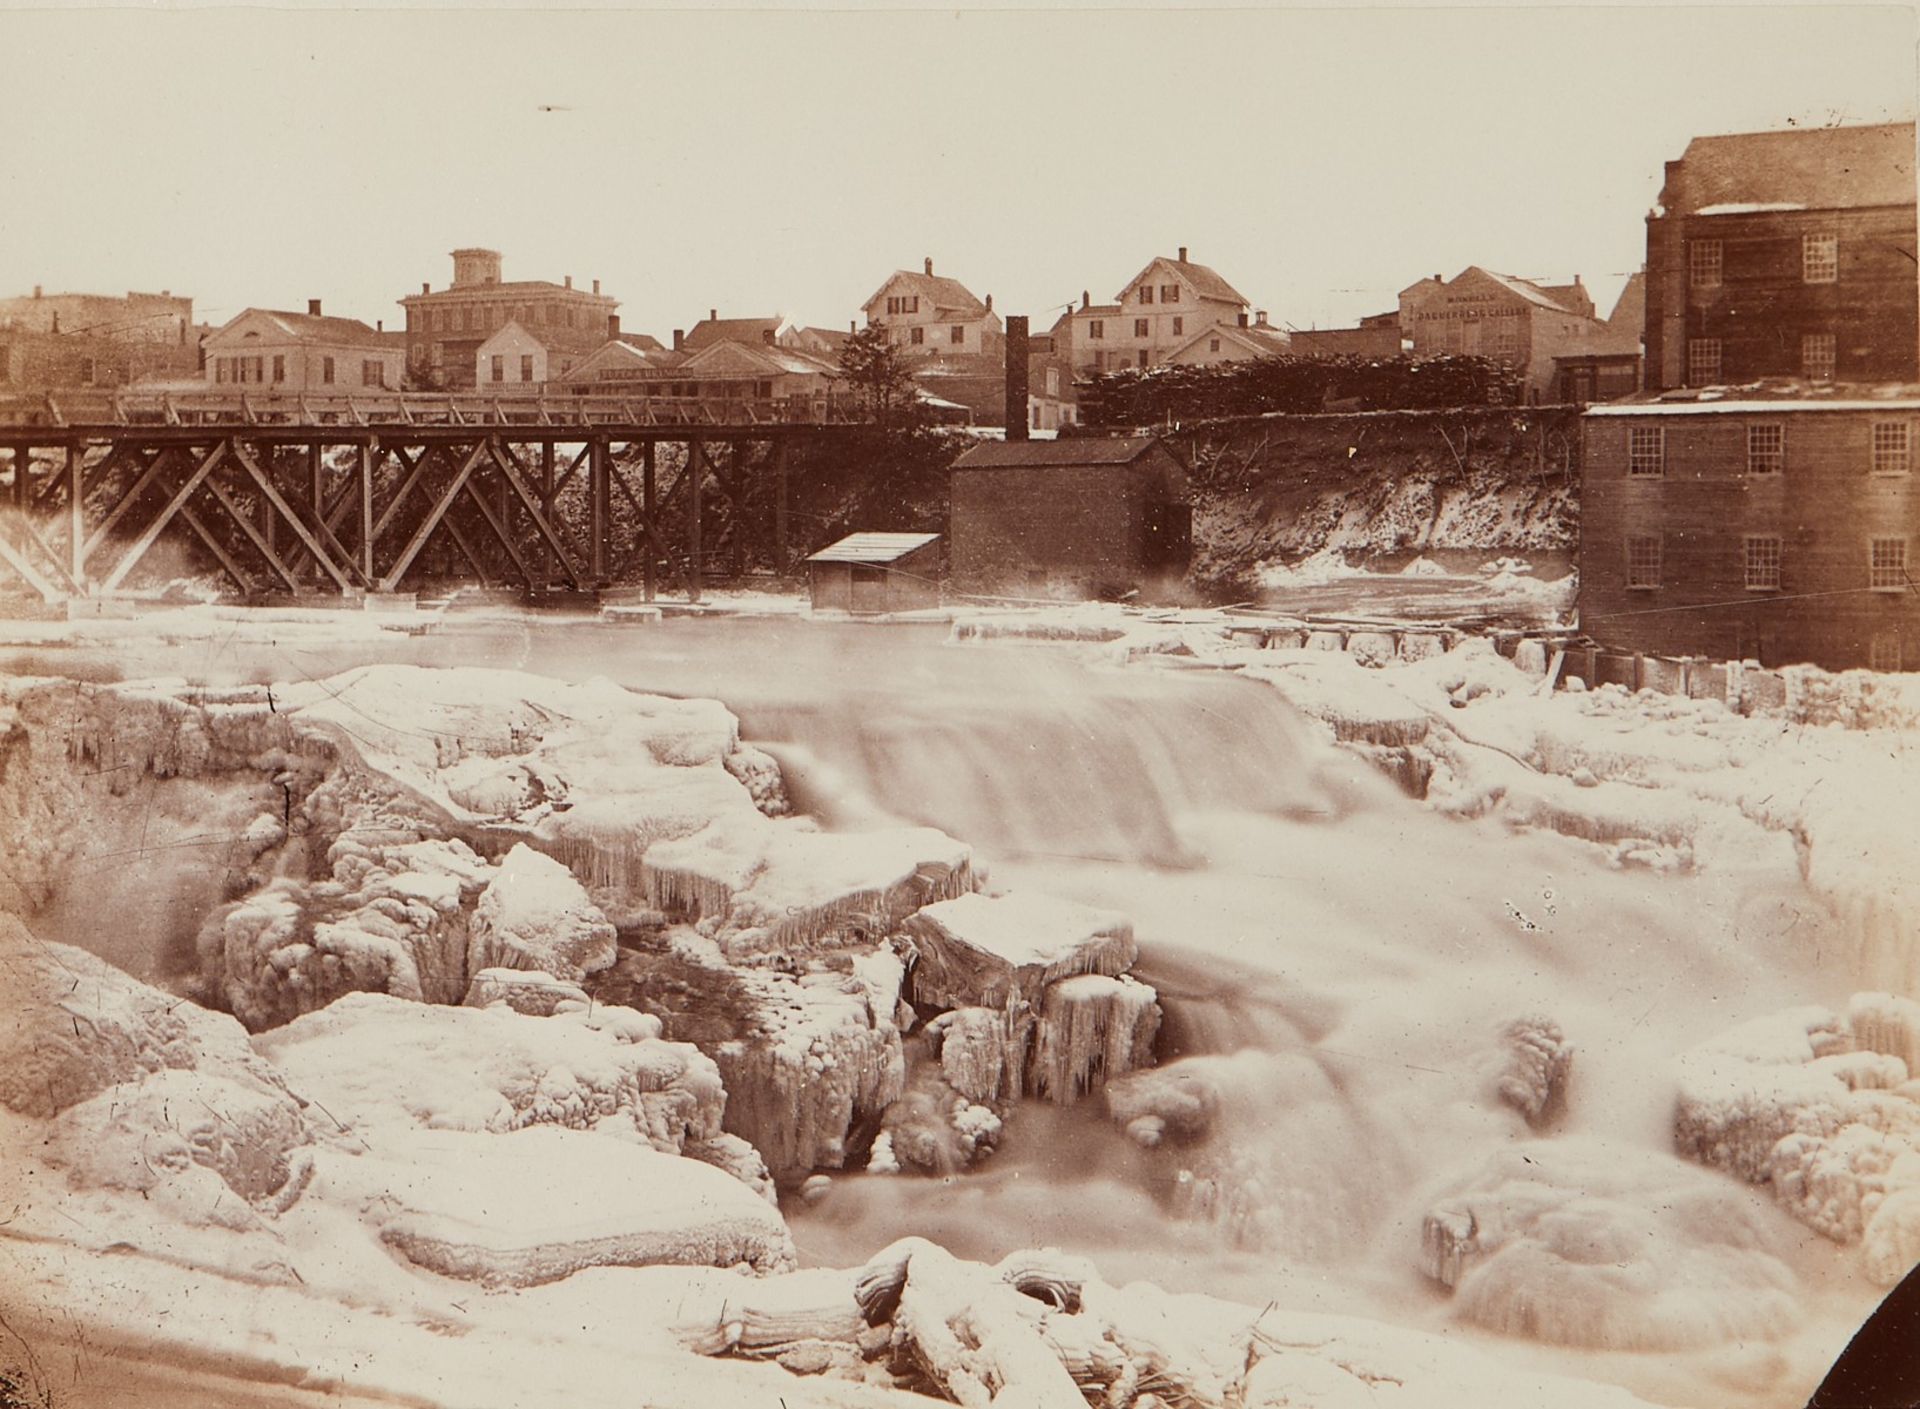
[1054,248,1253,374]
[860,259,1004,360]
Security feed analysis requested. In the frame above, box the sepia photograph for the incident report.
[0,2,1916,1405]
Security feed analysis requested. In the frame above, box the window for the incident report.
[361,359,382,388]
[1870,632,1903,672]
[1626,535,1661,589]
[910,326,924,346]
[1134,318,1150,338]
[1802,333,1835,382]
[1689,239,1723,289]
[520,354,534,383]
[1209,338,1221,354]
[1744,535,1781,591]
[1160,284,1180,303]
[321,356,335,385]
[1045,367,1059,396]
[489,355,504,383]
[1627,425,1664,477]
[1747,424,1784,476]
[1872,421,1911,475]
[1140,286,1154,304]
[1031,404,1041,429]
[1171,316,1184,336]
[1803,233,1838,284]
[950,325,965,344]
[79,357,97,386]
[1089,319,1105,340]
[1137,350,1149,368]
[1870,538,1908,590]
[1687,338,1723,386]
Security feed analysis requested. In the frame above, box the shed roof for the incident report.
[807,532,941,564]
[953,436,1162,469]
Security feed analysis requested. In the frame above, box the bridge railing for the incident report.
[0,388,875,431]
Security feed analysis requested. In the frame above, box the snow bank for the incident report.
[309,1125,794,1286]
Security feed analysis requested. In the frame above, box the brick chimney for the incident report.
[1004,315,1030,442]
[1081,291,1090,310]
[592,279,600,295]
[376,319,383,332]
[985,293,993,313]
[924,256,934,276]
[32,285,42,299]
[308,298,323,316]
[1177,246,1188,263]
[1255,310,1268,327]
[1238,312,1249,328]
[608,314,620,339]
[673,328,684,352]
[421,282,430,295]
[709,308,717,322]
[565,275,573,289]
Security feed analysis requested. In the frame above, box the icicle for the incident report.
[1028,975,1161,1104]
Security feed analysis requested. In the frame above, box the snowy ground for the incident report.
[0,593,1914,1408]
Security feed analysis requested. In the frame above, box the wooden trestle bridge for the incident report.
[0,389,869,603]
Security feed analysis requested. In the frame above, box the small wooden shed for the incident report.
[806,532,943,614]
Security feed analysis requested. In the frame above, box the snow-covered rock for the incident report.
[1674,1000,1920,1284]
[312,1125,795,1286]
[1495,1015,1573,1126]
[462,966,591,1014]
[256,992,725,1156]
[466,843,616,982]
[902,891,1136,1014]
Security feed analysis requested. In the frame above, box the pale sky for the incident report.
[2,4,1913,339]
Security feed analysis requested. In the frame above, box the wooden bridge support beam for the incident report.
[642,441,656,603]
[774,436,789,574]
[686,438,704,604]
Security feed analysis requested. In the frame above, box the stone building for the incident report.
[1578,385,1920,670]
[1643,122,1918,391]
[399,249,617,390]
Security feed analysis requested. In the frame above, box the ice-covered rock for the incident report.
[312,1125,795,1286]
[0,913,291,1119]
[200,836,493,1030]
[256,991,725,1156]
[462,966,591,1015]
[1495,1015,1573,1126]
[902,891,1136,1014]
[467,843,616,982]
[1674,1001,1920,1283]
[1420,1141,1803,1351]
[1029,974,1161,1104]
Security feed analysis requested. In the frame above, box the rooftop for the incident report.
[808,532,941,564]
[1588,380,1920,414]
[953,435,1163,469]
[1662,122,1916,215]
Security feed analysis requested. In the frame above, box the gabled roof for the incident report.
[477,318,574,353]
[616,331,666,353]
[1163,320,1291,363]
[1661,122,1916,215]
[1115,255,1249,308]
[558,338,687,383]
[953,436,1163,469]
[1474,269,1588,314]
[1607,271,1646,332]
[807,531,940,564]
[677,338,836,378]
[862,270,990,319]
[683,316,789,351]
[207,308,392,349]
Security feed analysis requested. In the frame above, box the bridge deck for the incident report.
[0,389,868,440]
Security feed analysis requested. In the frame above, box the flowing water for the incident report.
[0,611,1885,1406]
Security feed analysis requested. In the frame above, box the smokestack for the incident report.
[924,256,934,276]
[1004,315,1030,443]
[608,314,620,339]
[1177,246,1188,263]
[308,298,322,316]
[673,328,684,352]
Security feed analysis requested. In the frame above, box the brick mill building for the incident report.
[948,436,1190,599]
[1643,122,1918,391]
[399,249,618,390]
[1578,386,1920,672]
[1398,268,1639,399]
